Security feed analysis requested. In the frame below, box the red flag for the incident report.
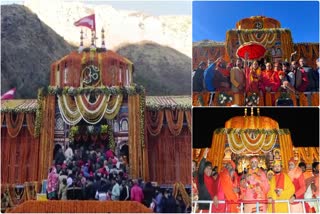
[1,88,16,100]
[74,14,96,31]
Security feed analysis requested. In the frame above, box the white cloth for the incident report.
[111,183,120,200]
[67,177,73,187]
[304,185,319,213]
[95,191,108,201]
[64,148,74,161]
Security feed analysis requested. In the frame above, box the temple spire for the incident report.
[101,28,106,50]
[78,29,84,53]
[90,30,96,49]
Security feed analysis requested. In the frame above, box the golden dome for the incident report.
[225,115,279,129]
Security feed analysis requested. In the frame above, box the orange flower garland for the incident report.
[5,113,24,138]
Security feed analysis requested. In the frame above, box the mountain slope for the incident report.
[116,42,191,96]
[1,4,76,98]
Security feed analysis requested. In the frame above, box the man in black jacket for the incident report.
[193,61,207,92]
[197,148,214,210]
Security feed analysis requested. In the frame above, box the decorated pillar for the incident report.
[128,94,148,180]
[38,92,56,181]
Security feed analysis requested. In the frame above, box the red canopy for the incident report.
[236,42,266,60]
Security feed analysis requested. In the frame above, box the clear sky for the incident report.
[193,1,320,43]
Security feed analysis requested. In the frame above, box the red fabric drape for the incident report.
[1,127,40,183]
[147,127,191,185]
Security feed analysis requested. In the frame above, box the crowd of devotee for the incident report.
[192,52,320,106]
[192,148,319,213]
[46,142,190,213]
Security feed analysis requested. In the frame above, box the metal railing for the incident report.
[192,198,320,213]
[197,91,319,107]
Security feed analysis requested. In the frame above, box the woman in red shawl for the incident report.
[47,166,59,200]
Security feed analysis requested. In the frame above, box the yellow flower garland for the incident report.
[104,94,123,120]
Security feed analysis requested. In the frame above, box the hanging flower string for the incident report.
[47,85,145,96]
[34,88,44,137]
[139,91,146,148]
[108,123,115,150]
[218,92,233,106]
[245,92,260,106]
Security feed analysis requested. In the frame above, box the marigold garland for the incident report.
[108,121,116,150]
[104,95,123,120]
[185,110,192,133]
[173,182,191,208]
[146,110,164,136]
[75,94,110,124]
[57,95,82,125]
[139,93,146,148]
[5,112,24,138]
[47,85,145,96]
[214,128,286,153]
[25,113,36,137]
[165,109,184,136]
[8,184,27,206]
[34,88,44,137]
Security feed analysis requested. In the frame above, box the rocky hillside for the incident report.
[23,0,192,58]
[117,42,191,95]
[1,4,76,99]
[1,4,191,98]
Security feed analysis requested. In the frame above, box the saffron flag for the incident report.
[1,88,16,100]
[74,14,96,31]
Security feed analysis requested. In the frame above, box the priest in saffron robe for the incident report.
[261,63,281,92]
[220,160,239,213]
[211,166,226,213]
[288,157,306,213]
[267,160,295,213]
[242,157,270,213]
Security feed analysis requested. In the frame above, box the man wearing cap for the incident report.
[242,157,269,213]
[288,157,306,213]
[267,160,295,213]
